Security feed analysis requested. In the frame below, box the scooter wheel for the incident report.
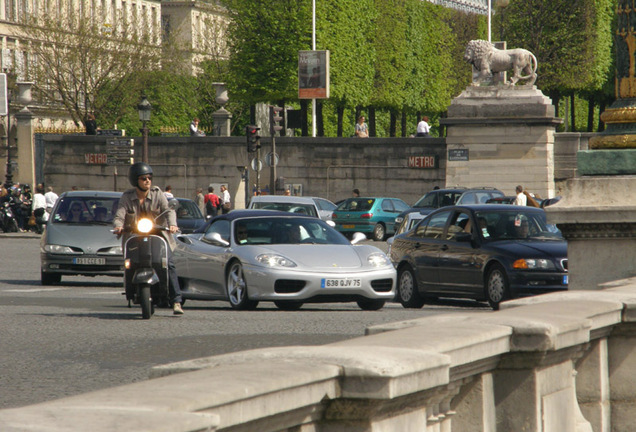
[140,285,152,319]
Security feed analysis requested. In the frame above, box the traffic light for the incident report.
[269,106,283,136]
[246,125,260,152]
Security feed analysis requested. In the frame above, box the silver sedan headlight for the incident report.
[99,246,123,255]
[367,252,391,267]
[256,254,297,268]
[43,244,80,254]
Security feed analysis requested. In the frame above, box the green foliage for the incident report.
[315,0,376,108]
[503,0,613,94]
[224,0,311,104]
[100,71,200,135]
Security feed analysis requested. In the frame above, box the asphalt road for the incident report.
[0,236,490,409]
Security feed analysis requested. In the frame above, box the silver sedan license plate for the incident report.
[73,257,106,265]
[321,278,361,288]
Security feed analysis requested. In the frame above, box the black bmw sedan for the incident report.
[389,205,568,310]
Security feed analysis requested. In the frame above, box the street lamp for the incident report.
[137,94,152,163]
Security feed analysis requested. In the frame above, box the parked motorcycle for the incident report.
[0,201,19,233]
[120,200,179,319]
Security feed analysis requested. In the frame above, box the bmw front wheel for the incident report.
[486,264,510,310]
[397,265,425,308]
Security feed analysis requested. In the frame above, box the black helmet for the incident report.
[128,162,153,187]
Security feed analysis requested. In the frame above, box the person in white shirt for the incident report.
[164,185,174,200]
[32,184,47,220]
[513,185,527,206]
[416,116,430,137]
[44,186,59,213]
[220,185,231,214]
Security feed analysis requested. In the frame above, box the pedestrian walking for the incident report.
[204,186,220,218]
[220,185,231,213]
[195,188,205,215]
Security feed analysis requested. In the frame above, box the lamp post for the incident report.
[137,94,152,163]
[2,75,12,190]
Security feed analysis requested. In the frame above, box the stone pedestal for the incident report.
[545,176,636,290]
[212,108,231,137]
[440,85,562,198]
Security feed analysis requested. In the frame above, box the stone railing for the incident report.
[3,278,636,431]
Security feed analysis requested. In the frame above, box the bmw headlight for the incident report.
[43,244,80,254]
[513,258,555,270]
[256,254,297,268]
[368,252,390,267]
[137,218,153,233]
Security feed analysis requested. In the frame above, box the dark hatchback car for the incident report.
[389,205,568,310]
[176,198,206,234]
[394,187,504,227]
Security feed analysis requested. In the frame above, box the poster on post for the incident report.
[298,50,329,99]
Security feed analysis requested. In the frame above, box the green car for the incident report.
[332,197,410,241]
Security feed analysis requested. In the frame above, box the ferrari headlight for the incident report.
[512,258,554,270]
[368,252,390,267]
[43,244,80,254]
[256,254,297,268]
[137,218,153,233]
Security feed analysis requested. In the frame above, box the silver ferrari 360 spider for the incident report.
[173,210,396,310]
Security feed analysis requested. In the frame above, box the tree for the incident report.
[224,0,311,104]
[502,0,614,127]
[316,0,376,136]
[24,11,169,128]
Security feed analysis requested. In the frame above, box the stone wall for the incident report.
[40,134,447,207]
[37,132,583,207]
[3,278,636,431]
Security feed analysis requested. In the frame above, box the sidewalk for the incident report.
[0,231,41,239]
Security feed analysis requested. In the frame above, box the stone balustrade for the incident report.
[3,278,636,431]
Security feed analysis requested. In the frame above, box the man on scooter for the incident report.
[113,162,185,315]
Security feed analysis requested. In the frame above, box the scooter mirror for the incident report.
[168,199,180,210]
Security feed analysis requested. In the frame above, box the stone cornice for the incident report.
[557,222,636,240]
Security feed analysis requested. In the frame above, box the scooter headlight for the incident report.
[137,218,153,233]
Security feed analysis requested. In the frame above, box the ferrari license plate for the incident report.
[342,224,355,229]
[73,257,106,265]
[321,278,361,288]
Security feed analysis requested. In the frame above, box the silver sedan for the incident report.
[173,210,396,310]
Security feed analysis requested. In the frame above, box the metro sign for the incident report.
[408,155,438,169]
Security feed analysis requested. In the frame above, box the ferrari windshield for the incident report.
[232,217,350,245]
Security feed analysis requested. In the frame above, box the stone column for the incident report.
[440,85,562,198]
[212,83,231,137]
[546,0,636,290]
[14,82,35,187]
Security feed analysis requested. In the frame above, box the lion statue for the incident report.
[464,40,538,86]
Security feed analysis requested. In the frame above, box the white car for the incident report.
[248,195,337,221]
